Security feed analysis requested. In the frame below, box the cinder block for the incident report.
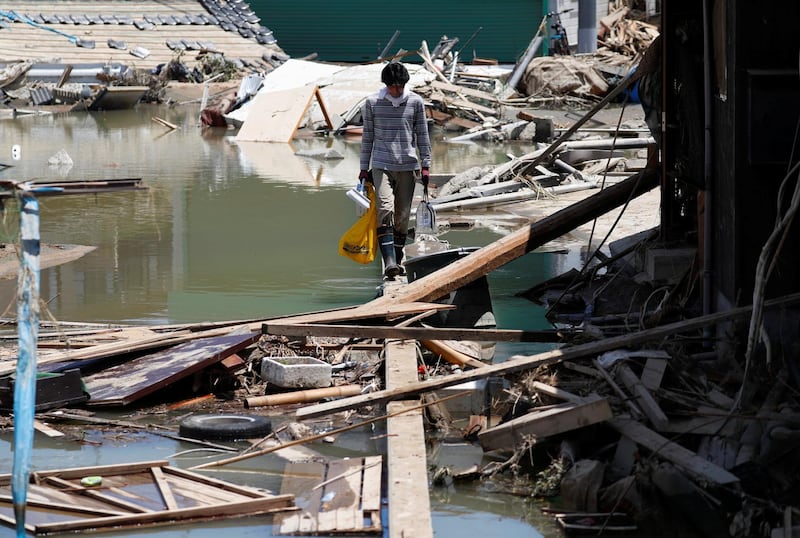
[645,247,696,283]
[261,356,332,389]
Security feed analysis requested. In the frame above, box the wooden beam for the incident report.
[150,467,179,511]
[364,169,659,308]
[33,495,295,534]
[477,397,612,452]
[262,322,561,343]
[294,292,800,420]
[264,301,455,326]
[609,417,740,486]
[616,364,669,430]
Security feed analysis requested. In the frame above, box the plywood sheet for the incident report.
[83,331,259,406]
[235,85,320,143]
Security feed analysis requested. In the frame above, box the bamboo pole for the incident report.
[244,385,363,408]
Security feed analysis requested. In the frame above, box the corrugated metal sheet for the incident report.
[248,0,549,63]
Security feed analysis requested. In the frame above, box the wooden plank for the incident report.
[385,339,420,388]
[235,85,318,143]
[267,301,455,326]
[641,357,668,391]
[275,461,327,535]
[361,456,383,514]
[316,459,358,532]
[383,288,432,538]
[357,170,659,309]
[82,332,259,406]
[477,398,613,452]
[33,419,64,437]
[616,364,669,430]
[263,322,560,343]
[42,476,152,514]
[161,466,270,498]
[294,292,800,420]
[387,401,432,538]
[30,460,170,480]
[163,474,246,506]
[34,495,295,534]
[0,494,127,517]
[150,467,179,511]
[609,417,740,486]
[314,87,333,130]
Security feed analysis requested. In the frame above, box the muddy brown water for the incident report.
[0,102,651,537]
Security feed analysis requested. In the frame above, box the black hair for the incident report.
[381,63,410,86]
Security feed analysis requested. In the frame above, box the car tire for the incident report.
[178,414,272,441]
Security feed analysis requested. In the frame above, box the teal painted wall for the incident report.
[249,1,547,63]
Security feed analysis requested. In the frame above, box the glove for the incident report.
[421,167,430,187]
[358,170,369,182]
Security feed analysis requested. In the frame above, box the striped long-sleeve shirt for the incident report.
[359,91,431,172]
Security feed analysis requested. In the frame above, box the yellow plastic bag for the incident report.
[338,182,377,264]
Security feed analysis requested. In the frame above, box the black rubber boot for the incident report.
[378,225,401,279]
[394,232,407,276]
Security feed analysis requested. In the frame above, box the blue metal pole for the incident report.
[12,191,40,537]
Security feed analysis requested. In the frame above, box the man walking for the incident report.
[359,62,432,279]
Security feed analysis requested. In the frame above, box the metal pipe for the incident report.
[577,0,597,54]
[378,30,400,60]
[702,0,714,343]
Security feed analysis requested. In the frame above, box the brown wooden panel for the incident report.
[83,332,259,406]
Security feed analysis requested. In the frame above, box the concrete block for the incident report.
[261,356,332,389]
[645,247,696,283]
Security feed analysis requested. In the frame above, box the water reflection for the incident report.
[0,105,556,329]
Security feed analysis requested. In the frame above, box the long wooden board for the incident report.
[0,460,295,535]
[263,322,561,342]
[366,169,659,307]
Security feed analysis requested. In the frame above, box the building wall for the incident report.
[548,0,609,52]
[713,0,800,306]
[248,0,590,63]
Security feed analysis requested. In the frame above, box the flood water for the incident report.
[0,103,576,536]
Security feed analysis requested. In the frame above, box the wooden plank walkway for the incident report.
[383,280,433,538]
[275,456,382,535]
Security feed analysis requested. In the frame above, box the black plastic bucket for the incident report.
[405,247,495,329]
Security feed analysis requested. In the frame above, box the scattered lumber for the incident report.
[296,292,800,420]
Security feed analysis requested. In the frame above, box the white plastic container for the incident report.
[346,182,370,215]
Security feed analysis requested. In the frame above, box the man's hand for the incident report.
[358,170,369,181]
[421,167,430,187]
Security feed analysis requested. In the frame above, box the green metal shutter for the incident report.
[249,0,546,63]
